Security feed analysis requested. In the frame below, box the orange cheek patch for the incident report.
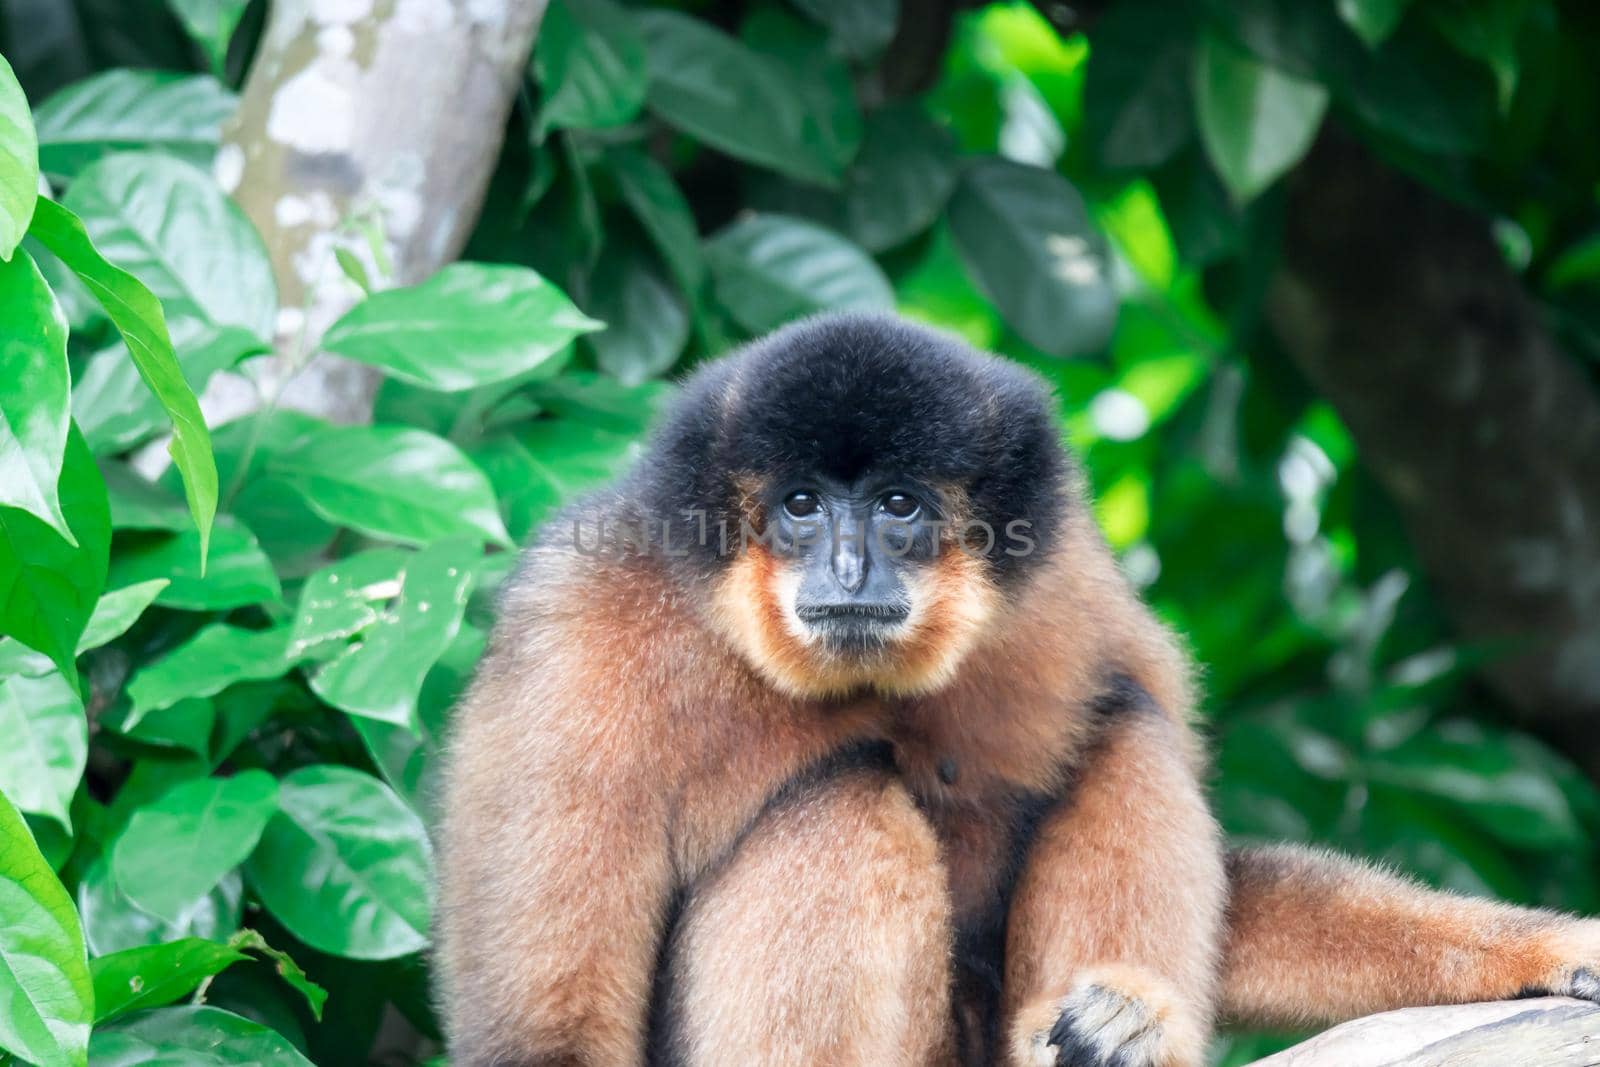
[883,547,998,696]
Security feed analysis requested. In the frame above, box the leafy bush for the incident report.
[1,1,1597,1064]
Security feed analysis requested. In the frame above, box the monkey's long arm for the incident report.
[1221,844,1600,1028]
[1001,706,1227,1067]
[436,579,675,1066]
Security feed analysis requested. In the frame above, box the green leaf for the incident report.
[948,159,1118,357]
[788,0,898,60]
[33,71,236,179]
[527,371,673,436]
[319,262,597,391]
[288,549,409,659]
[0,53,39,261]
[1336,0,1413,47]
[125,623,295,723]
[0,426,111,687]
[742,8,862,179]
[77,862,242,958]
[0,786,92,1067]
[1428,0,1530,111]
[88,1005,313,1066]
[584,241,689,386]
[271,424,512,548]
[0,250,73,539]
[1082,0,1195,169]
[62,153,274,338]
[309,540,476,729]
[473,421,641,543]
[224,930,326,1021]
[102,463,191,533]
[605,146,705,295]
[841,104,960,253]
[705,214,893,335]
[105,696,214,757]
[76,323,265,457]
[245,766,433,960]
[532,0,647,136]
[638,10,840,185]
[1194,33,1329,204]
[90,939,247,1024]
[111,771,279,925]
[27,197,218,564]
[76,580,168,653]
[0,670,85,829]
[108,518,280,612]
[167,0,250,74]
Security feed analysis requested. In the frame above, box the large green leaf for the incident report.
[842,104,960,253]
[0,53,38,261]
[638,11,840,186]
[948,160,1117,357]
[319,263,597,391]
[27,197,217,563]
[1337,0,1413,47]
[33,71,236,178]
[0,426,110,687]
[63,153,274,337]
[1194,33,1329,204]
[1428,0,1529,111]
[288,549,409,659]
[76,323,265,457]
[245,766,433,960]
[309,539,476,729]
[88,1005,312,1066]
[124,623,295,723]
[584,241,689,386]
[77,862,242,958]
[705,214,893,335]
[0,670,85,830]
[0,250,73,539]
[90,939,246,1024]
[605,146,705,294]
[1081,0,1195,170]
[111,771,279,925]
[532,0,647,136]
[76,579,168,653]
[0,787,92,1067]
[271,424,512,548]
[108,518,280,611]
[742,9,862,180]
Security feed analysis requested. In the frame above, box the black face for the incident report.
[768,475,942,653]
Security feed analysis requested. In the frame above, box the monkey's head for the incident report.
[628,313,1069,699]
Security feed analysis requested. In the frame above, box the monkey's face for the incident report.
[711,473,1001,699]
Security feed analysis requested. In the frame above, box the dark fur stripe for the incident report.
[646,738,898,1066]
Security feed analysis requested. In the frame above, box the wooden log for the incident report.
[1247,997,1600,1066]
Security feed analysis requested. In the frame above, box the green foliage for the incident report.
[0,0,1597,1063]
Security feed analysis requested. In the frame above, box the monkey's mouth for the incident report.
[795,603,911,655]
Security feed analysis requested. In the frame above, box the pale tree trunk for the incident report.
[1246,997,1600,1066]
[208,0,548,425]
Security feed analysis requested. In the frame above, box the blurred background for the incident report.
[1,0,1598,1064]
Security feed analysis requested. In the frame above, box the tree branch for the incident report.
[209,0,548,424]
[1267,134,1600,763]
[1246,997,1600,1066]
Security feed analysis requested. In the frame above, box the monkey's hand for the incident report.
[1010,964,1206,1067]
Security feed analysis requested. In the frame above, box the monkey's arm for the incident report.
[1221,844,1600,1028]
[1002,705,1226,1067]
[436,625,674,1066]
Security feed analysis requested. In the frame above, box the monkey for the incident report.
[436,313,1600,1067]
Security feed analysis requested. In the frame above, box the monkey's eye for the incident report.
[881,492,919,519]
[784,491,821,518]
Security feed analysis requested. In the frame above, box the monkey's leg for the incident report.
[1001,707,1227,1067]
[655,770,954,1067]
[1221,844,1600,1028]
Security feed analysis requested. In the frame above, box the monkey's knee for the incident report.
[656,775,953,1067]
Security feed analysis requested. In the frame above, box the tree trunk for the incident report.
[208,0,548,425]
[1267,134,1600,767]
[1246,997,1600,1066]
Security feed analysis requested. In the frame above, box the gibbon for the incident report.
[437,314,1600,1067]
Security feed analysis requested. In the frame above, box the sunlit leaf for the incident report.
[75,579,168,653]
[1194,33,1329,204]
[532,0,647,136]
[90,939,246,1024]
[33,71,236,178]
[705,214,893,335]
[108,518,280,611]
[124,623,295,723]
[88,1005,312,1066]
[167,0,250,74]
[0,670,85,829]
[78,862,243,958]
[0,250,73,538]
[0,53,39,260]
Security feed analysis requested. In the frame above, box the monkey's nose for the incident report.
[832,538,867,593]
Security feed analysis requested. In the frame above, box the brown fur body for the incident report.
[438,317,1600,1066]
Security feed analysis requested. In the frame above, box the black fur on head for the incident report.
[625,313,1072,583]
